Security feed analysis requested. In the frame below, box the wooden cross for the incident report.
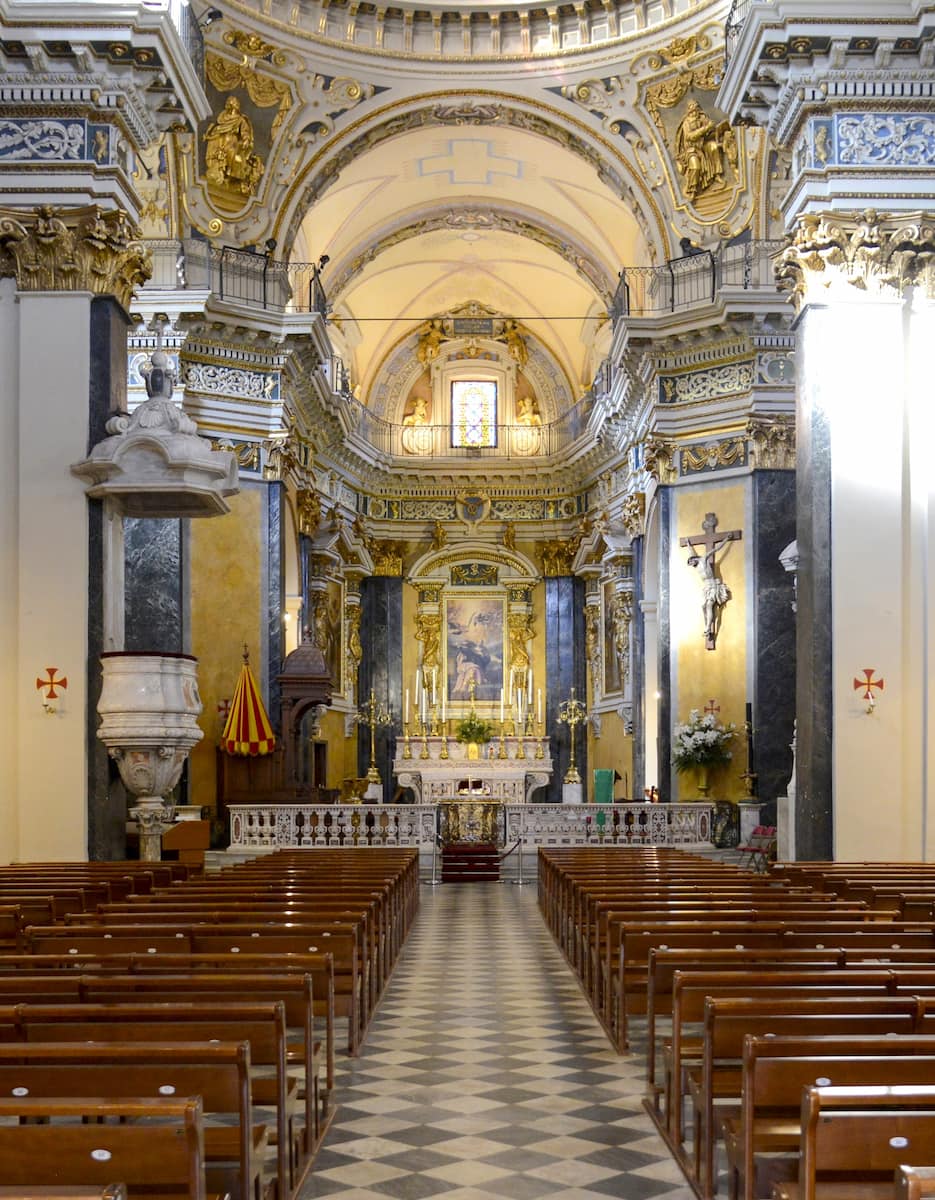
[679,511,743,561]
[679,512,743,650]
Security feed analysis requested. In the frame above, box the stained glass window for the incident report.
[451,380,497,448]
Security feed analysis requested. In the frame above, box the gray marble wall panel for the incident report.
[632,537,645,800]
[795,307,834,859]
[87,298,132,860]
[266,483,284,734]
[658,488,672,803]
[544,576,586,803]
[752,470,796,824]
[360,577,403,803]
[124,519,183,654]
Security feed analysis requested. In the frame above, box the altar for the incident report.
[393,735,552,804]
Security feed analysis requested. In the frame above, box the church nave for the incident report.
[303,882,692,1200]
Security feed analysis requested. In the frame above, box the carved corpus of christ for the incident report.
[679,512,742,650]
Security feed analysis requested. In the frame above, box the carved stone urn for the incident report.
[97,652,204,860]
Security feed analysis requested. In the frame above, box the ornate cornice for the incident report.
[0,203,150,310]
[776,208,935,310]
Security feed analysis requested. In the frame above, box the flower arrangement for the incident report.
[455,712,495,744]
[672,709,735,773]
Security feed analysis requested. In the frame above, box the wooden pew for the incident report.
[23,922,363,1056]
[0,951,337,1106]
[0,1095,214,1200]
[897,1166,935,1200]
[693,997,926,1200]
[0,1041,263,1200]
[662,971,898,1145]
[720,1035,935,1200]
[0,1189,128,1199]
[774,1084,935,1200]
[10,1001,296,1200]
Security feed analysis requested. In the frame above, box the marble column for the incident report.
[544,576,586,804]
[360,577,403,802]
[751,470,796,825]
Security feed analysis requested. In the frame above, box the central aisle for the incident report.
[301,882,693,1200]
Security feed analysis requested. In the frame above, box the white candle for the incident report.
[404,689,409,725]
[537,688,542,724]
[528,672,533,703]
[500,688,504,722]
[508,675,513,705]
[441,696,446,724]
[415,668,421,699]
[432,667,437,704]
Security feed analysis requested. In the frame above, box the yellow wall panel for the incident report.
[672,484,747,802]
[189,487,264,813]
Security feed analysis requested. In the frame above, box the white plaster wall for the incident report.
[821,295,917,859]
[0,280,21,863]
[15,293,91,861]
[909,291,935,862]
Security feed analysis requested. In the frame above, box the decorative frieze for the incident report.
[183,362,281,402]
[0,203,150,310]
[797,113,935,172]
[0,118,114,164]
[680,437,747,475]
[659,361,754,404]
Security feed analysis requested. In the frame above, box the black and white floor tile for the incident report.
[299,882,692,1200]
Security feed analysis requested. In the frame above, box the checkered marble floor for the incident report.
[299,882,694,1200]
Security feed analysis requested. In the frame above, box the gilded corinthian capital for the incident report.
[0,205,151,311]
[776,209,935,309]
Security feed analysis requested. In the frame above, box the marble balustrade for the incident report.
[227,802,714,850]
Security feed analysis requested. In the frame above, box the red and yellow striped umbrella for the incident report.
[221,656,276,757]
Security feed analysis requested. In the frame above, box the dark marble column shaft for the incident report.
[359,577,403,802]
[266,482,285,734]
[124,519,183,653]
[751,470,796,823]
[87,297,132,861]
[544,576,586,803]
[795,306,834,859]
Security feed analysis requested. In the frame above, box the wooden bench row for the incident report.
[1,848,420,1198]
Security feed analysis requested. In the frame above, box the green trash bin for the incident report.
[593,768,614,804]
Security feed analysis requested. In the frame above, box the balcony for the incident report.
[724,0,753,67]
[611,240,785,323]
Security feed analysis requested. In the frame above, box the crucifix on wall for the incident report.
[679,512,742,650]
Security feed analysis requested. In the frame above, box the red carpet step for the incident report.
[441,843,500,883]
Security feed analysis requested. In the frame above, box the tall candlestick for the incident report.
[432,667,437,704]
[537,688,542,725]
[500,688,504,722]
[528,672,533,704]
[404,689,409,725]
[415,668,421,700]
[441,696,446,724]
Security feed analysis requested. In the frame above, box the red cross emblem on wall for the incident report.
[853,669,884,702]
[36,668,67,699]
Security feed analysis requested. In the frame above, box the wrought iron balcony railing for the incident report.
[724,0,754,66]
[611,239,785,322]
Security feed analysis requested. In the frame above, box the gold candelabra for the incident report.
[357,688,392,784]
[557,687,587,784]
